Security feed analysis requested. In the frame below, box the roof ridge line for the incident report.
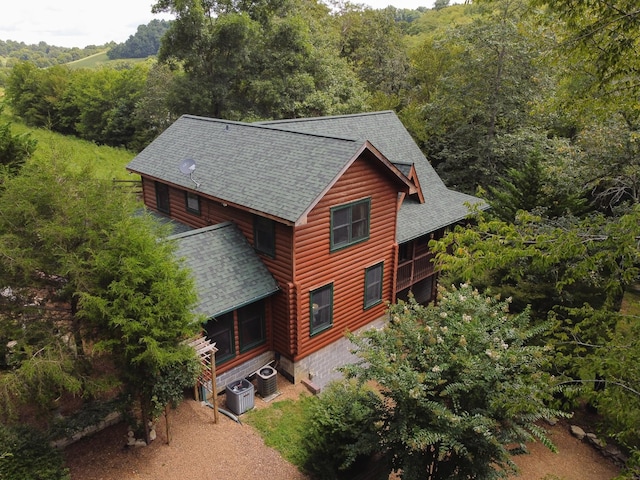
[180,114,361,143]
[259,110,396,124]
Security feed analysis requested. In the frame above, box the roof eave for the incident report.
[294,142,416,227]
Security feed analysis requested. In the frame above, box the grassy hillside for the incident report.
[2,106,137,180]
[66,50,150,69]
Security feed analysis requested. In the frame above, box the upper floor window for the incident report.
[155,182,170,214]
[185,191,201,215]
[238,300,266,352]
[364,262,383,309]
[254,216,275,257]
[310,283,333,336]
[330,198,370,251]
[204,312,235,365]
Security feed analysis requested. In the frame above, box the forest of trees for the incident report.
[1,0,639,478]
[107,19,173,59]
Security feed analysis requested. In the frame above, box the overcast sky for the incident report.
[1,0,438,49]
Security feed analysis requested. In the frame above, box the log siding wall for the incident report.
[292,156,400,361]
[141,177,296,371]
[141,151,404,368]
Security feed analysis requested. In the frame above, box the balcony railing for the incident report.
[396,252,435,292]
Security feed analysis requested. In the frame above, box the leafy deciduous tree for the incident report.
[339,284,567,480]
[532,0,640,91]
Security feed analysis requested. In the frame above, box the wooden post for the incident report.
[211,353,219,424]
[185,336,218,422]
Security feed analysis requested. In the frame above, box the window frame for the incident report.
[185,191,201,215]
[364,262,384,309]
[238,300,266,353]
[310,283,334,336]
[155,181,170,214]
[330,198,371,252]
[253,216,276,258]
[204,312,235,365]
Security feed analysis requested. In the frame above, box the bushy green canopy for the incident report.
[341,284,568,480]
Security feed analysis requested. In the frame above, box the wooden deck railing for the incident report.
[396,252,435,292]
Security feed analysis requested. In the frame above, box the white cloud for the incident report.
[0,0,438,49]
[0,0,173,48]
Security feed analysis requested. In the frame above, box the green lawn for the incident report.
[244,396,314,469]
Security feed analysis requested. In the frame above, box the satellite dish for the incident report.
[179,158,197,175]
[178,158,200,188]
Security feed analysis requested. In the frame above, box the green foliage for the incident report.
[151,357,200,418]
[303,381,382,479]
[532,0,640,92]
[77,213,201,442]
[572,113,640,212]
[5,60,154,150]
[245,395,314,468]
[0,156,138,289]
[3,118,135,181]
[485,139,587,221]
[48,397,124,440]
[431,207,640,316]
[0,156,139,422]
[0,39,105,69]
[336,7,410,96]
[0,424,70,480]
[410,0,546,194]
[0,106,37,175]
[339,284,568,480]
[0,344,82,421]
[556,291,640,468]
[155,0,370,119]
[431,208,640,473]
[108,19,172,59]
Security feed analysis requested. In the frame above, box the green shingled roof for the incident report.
[129,111,485,243]
[169,222,279,318]
[261,111,486,243]
[127,115,367,224]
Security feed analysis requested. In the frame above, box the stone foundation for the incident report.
[277,315,388,391]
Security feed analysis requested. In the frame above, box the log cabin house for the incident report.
[126,110,483,392]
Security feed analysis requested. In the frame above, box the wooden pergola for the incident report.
[187,336,219,423]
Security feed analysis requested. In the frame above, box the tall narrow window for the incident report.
[310,284,333,335]
[204,312,235,365]
[364,262,383,309]
[238,300,266,352]
[330,198,370,251]
[254,216,275,257]
[155,181,170,214]
[185,191,201,215]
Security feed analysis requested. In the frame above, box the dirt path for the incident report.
[64,378,621,480]
[510,422,621,480]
